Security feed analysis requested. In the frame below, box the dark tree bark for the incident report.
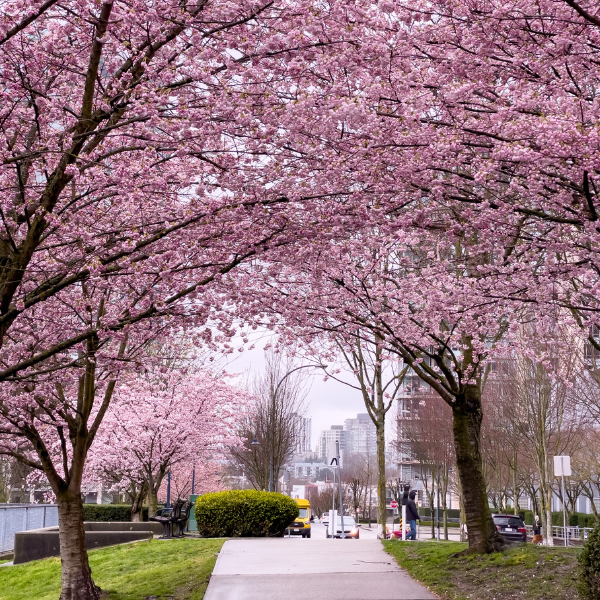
[129,481,148,522]
[56,489,100,600]
[452,384,506,553]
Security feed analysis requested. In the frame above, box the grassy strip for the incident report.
[0,538,225,600]
[383,540,581,600]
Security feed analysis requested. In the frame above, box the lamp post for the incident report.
[268,363,326,493]
[250,435,259,489]
[166,469,171,509]
[436,467,441,541]
[191,464,196,496]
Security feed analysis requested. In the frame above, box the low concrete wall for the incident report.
[84,522,163,535]
[14,522,158,564]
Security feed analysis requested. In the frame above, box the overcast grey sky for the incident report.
[220,331,368,451]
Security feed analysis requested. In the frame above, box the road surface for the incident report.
[204,522,437,600]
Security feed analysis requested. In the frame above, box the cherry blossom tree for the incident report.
[226,0,600,554]
[158,462,223,504]
[247,225,524,552]
[0,0,352,597]
[88,369,242,516]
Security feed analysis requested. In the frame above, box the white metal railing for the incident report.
[0,504,58,552]
[525,524,594,542]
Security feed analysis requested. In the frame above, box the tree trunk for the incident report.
[130,481,147,522]
[545,504,554,546]
[540,483,554,546]
[376,420,387,538]
[584,486,599,519]
[147,482,159,516]
[443,502,448,540]
[428,487,436,538]
[512,455,519,516]
[457,474,468,542]
[56,490,100,600]
[452,385,506,553]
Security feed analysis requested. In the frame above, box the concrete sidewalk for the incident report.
[204,538,437,600]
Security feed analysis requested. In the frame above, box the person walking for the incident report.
[532,515,543,544]
[405,490,420,540]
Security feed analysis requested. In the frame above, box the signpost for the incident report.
[327,440,345,539]
[554,456,571,547]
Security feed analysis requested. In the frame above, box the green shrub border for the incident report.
[194,490,299,537]
[418,506,597,528]
[82,504,149,522]
[579,519,600,599]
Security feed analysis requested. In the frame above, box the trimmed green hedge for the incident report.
[194,490,299,537]
[519,510,597,528]
[419,507,461,519]
[419,506,597,528]
[580,520,600,599]
[82,504,149,522]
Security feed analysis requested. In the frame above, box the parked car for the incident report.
[321,512,329,526]
[327,515,360,539]
[493,514,527,543]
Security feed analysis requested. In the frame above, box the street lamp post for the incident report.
[436,467,441,541]
[268,363,326,493]
[166,470,171,509]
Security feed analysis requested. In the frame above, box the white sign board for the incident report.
[554,455,572,477]
[327,441,340,467]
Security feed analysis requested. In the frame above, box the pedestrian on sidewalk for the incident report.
[405,491,420,540]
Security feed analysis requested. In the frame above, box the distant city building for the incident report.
[317,425,349,459]
[344,413,377,455]
[293,415,312,454]
[396,371,424,482]
[317,413,377,460]
[292,462,330,479]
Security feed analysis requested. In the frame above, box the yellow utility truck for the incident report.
[288,498,311,538]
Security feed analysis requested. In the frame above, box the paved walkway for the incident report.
[204,528,437,600]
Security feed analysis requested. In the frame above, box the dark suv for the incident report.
[493,514,527,543]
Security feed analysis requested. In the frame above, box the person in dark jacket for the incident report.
[405,490,420,540]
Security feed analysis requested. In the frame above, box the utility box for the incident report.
[328,510,338,538]
[188,494,199,532]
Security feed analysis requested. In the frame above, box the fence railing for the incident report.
[0,504,58,552]
[525,523,594,542]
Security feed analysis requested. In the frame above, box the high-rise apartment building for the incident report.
[317,425,349,459]
[317,413,377,460]
[344,413,377,455]
[293,415,312,454]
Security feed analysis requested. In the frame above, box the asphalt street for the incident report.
[203,522,437,600]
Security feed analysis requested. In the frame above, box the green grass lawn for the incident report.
[383,540,581,600]
[0,538,225,600]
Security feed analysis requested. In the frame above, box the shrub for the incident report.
[82,504,149,522]
[580,520,600,599]
[194,490,299,537]
[419,507,461,519]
